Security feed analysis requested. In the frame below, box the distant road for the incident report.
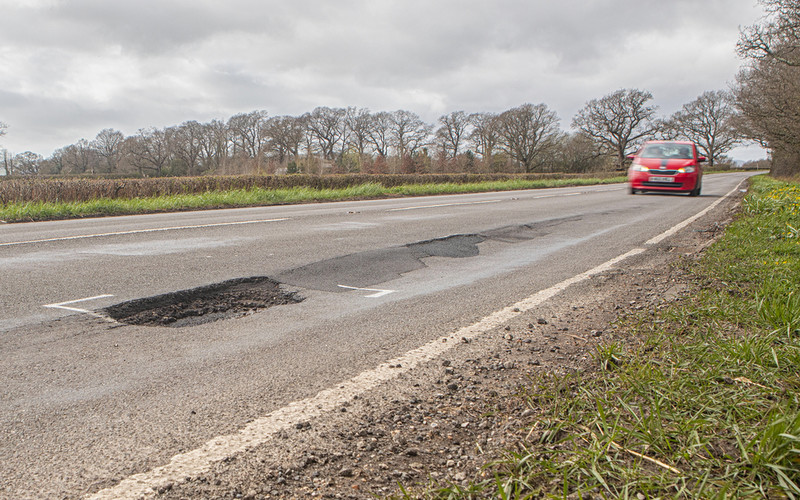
[0,173,755,499]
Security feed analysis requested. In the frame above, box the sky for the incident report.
[0,0,769,161]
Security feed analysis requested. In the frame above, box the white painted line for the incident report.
[645,181,745,246]
[387,199,501,212]
[86,182,745,500]
[0,218,290,248]
[44,295,116,322]
[337,285,396,298]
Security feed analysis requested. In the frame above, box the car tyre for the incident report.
[630,187,637,195]
[689,182,701,197]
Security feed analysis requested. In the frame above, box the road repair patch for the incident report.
[104,277,302,327]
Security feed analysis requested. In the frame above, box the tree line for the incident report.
[0,86,745,179]
[735,0,800,177]
[7,0,798,179]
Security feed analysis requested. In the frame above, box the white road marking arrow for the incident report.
[44,294,116,322]
[337,285,395,298]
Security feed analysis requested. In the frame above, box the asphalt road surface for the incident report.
[0,173,755,499]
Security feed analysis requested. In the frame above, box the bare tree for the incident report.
[169,121,205,176]
[2,148,13,176]
[667,90,742,166]
[367,112,393,157]
[552,132,608,173]
[345,108,373,156]
[735,62,800,175]
[389,110,432,159]
[0,121,7,140]
[227,110,269,161]
[736,0,800,176]
[199,119,229,173]
[61,139,99,174]
[264,115,306,165]
[131,128,171,176]
[572,88,658,170]
[92,128,124,173]
[497,103,562,172]
[469,112,501,166]
[436,111,470,160]
[306,106,348,161]
[13,151,42,176]
[737,0,800,66]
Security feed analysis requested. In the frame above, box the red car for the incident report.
[627,140,705,196]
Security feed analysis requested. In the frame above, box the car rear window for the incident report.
[640,143,693,159]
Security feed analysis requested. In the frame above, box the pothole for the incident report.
[104,277,302,327]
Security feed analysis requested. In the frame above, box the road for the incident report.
[0,173,754,499]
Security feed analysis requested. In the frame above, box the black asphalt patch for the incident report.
[407,234,485,258]
[105,277,302,327]
[105,219,581,326]
[276,234,486,293]
[277,219,580,293]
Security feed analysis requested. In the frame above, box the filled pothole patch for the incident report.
[105,277,302,327]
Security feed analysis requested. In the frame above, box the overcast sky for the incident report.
[0,0,768,161]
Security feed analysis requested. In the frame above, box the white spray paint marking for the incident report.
[337,285,396,298]
[86,182,743,500]
[44,295,116,322]
[0,218,289,248]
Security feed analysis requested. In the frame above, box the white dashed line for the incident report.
[387,199,501,211]
[0,218,290,248]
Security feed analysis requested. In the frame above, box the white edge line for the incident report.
[645,181,745,246]
[86,182,744,500]
[0,218,290,248]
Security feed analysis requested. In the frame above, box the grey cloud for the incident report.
[0,0,766,157]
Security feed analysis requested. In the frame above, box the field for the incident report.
[0,173,624,222]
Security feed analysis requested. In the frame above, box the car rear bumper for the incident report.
[628,171,700,192]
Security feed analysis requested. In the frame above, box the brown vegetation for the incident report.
[0,172,616,205]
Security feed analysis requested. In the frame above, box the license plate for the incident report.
[649,176,675,183]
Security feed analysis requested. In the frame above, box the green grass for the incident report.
[392,175,800,499]
[0,177,625,223]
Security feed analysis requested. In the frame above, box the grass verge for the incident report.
[393,175,800,499]
[0,177,625,223]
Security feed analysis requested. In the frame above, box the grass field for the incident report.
[393,175,800,499]
[0,176,625,223]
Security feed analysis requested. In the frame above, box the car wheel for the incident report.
[630,187,637,195]
[689,182,701,197]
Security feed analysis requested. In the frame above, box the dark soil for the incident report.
[151,193,742,499]
[104,277,302,327]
